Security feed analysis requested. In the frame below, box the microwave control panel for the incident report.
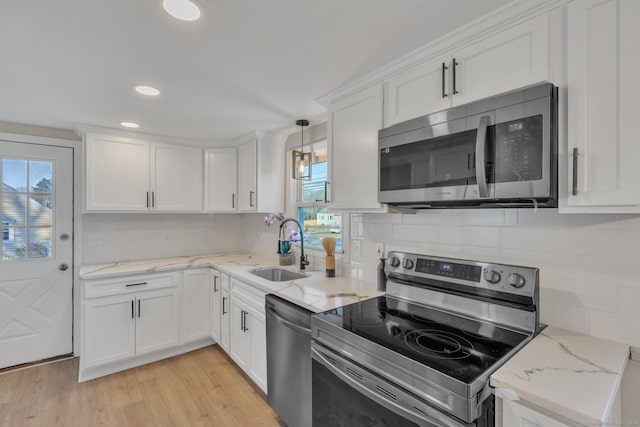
[493,115,543,183]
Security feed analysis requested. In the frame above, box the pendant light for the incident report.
[292,119,311,180]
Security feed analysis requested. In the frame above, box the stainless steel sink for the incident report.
[249,267,308,282]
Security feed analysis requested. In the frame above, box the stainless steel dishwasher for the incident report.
[266,294,313,427]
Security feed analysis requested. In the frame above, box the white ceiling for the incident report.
[0,0,510,142]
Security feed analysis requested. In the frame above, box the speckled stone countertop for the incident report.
[79,252,382,313]
[490,326,630,425]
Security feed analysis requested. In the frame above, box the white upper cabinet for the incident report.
[384,55,451,127]
[205,148,238,212]
[236,132,285,213]
[451,14,549,107]
[327,84,385,211]
[382,14,549,127]
[152,143,203,212]
[565,0,640,210]
[238,138,257,211]
[85,134,150,211]
[85,133,204,212]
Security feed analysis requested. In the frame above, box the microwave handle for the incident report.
[475,116,490,198]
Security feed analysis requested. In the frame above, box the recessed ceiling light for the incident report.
[120,121,140,129]
[134,85,160,96]
[162,0,201,21]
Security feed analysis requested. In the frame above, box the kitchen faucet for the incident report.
[279,218,309,270]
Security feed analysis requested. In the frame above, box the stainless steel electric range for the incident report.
[311,251,542,427]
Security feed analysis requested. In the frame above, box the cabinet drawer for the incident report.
[230,278,266,312]
[84,272,180,299]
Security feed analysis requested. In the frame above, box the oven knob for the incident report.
[483,269,501,284]
[389,256,401,268]
[403,259,415,270]
[508,273,526,288]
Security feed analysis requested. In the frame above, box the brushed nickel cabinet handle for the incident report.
[452,58,459,95]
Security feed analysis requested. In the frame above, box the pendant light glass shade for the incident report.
[292,119,311,180]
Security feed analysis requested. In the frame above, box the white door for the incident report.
[210,270,221,343]
[220,288,230,352]
[0,141,73,369]
[229,298,250,369]
[182,269,210,343]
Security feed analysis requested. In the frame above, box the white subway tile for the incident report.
[517,208,560,227]
[362,213,403,224]
[392,224,438,243]
[450,209,505,226]
[590,310,640,348]
[363,223,394,241]
[619,286,640,318]
[438,226,500,248]
[402,211,451,226]
[500,227,557,251]
[541,276,618,312]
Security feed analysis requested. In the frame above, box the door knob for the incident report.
[60,233,70,241]
[59,263,69,271]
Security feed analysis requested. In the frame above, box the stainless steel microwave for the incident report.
[378,83,557,208]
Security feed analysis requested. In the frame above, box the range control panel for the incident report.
[385,251,538,298]
[415,258,482,282]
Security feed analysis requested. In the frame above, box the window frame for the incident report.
[285,138,345,254]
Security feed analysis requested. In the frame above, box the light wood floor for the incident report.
[0,345,284,427]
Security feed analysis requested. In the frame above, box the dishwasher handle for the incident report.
[267,306,311,335]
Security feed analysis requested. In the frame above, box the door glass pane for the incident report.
[3,227,26,260]
[1,158,53,261]
[2,159,27,191]
[29,194,52,225]
[2,193,27,226]
[29,228,51,259]
[29,161,53,193]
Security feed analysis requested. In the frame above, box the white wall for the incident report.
[82,213,247,264]
[349,209,640,349]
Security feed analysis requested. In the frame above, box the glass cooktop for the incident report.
[313,296,528,384]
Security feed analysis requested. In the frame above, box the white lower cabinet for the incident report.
[220,287,230,353]
[210,269,222,343]
[135,288,180,355]
[80,271,211,382]
[228,278,267,393]
[182,269,211,344]
[498,397,572,427]
[83,284,179,369]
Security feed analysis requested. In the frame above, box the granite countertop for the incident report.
[79,252,382,313]
[490,326,630,425]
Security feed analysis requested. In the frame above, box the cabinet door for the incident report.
[451,14,549,106]
[85,134,150,211]
[328,85,384,210]
[229,297,251,369]
[567,0,640,207]
[83,294,136,368]
[499,397,571,427]
[182,269,210,343]
[152,143,203,211]
[135,288,179,356]
[247,307,267,393]
[210,270,222,343]
[238,139,257,212]
[205,148,238,212]
[220,288,230,353]
[384,55,452,126]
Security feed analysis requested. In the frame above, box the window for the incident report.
[1,159,53,260]
[293,140,343,252]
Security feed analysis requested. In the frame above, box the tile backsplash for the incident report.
[82,213,247,264]
[349,209,640,348]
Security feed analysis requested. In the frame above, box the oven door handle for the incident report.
[311,347,467,427]
[475,115,491,198]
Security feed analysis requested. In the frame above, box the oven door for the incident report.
[311,343,472,427]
